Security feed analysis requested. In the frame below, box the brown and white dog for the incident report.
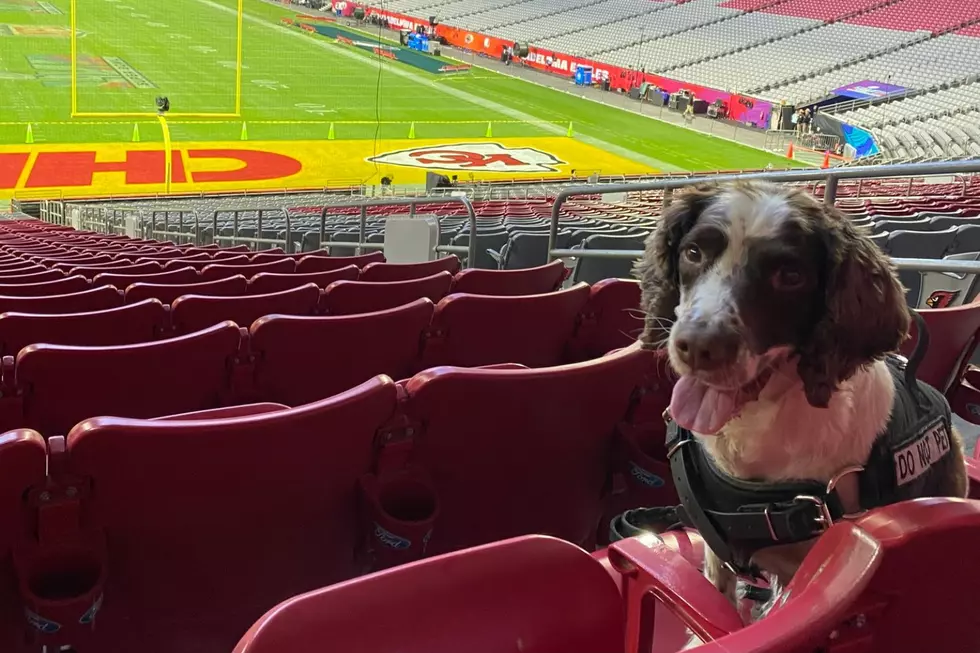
[637,181,968,609]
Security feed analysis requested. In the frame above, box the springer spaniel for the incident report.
[637,181,968,610]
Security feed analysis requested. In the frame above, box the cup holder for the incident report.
[360,471,440,570]
[378,475,438,524]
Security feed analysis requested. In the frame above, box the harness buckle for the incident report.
[662,407,672,425]
[666,438,689,460]
[793,495,834,533]
[763,504,779,542]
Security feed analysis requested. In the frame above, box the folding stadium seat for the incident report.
[64,261,164,281]
[247,266,359,295]
[420,284,591,369]
[568,279,643,361]
[0,275,90,298]
[383,345,654,556]
[489,233,558,270]
[36,255,112,267]
[171,284,321,335]
[0,430,47,651]
[876,218,935,232]
[162,255,250,272]
[92,266,200,289]
[132,252,211,264]
[295,252,385,273]
[948,225,980,256]
[448,259,567,296]
[887,227,959,305]
[248,250,330,264]
[901,302,980,397]
[54,377,398,652]
[0,287,123,315]
[0,269,63,285]
[249,300,434,405]
[0,265,48,277]
[572,234,646,285]
[124,275,248,305]
[200,259,296,282]
[0,259,38,272]
[0,300,169,357]
[0,322,242,437]
[359,256,461,282]
[321,272,453,315]
[48,258,119,272]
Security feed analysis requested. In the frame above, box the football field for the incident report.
[0,0,798,198]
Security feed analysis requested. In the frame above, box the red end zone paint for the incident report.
[6,149,302,190]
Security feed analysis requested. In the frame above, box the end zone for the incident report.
[0,137,656,199]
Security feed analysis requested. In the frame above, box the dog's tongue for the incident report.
[670,375,740,435]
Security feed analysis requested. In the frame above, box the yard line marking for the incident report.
[193,0,681,172]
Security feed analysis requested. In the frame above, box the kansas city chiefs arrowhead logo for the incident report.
[368,142,566,173]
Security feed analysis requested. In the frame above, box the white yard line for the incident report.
[195,0,685,172]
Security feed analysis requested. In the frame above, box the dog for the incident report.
[636,181,968,615]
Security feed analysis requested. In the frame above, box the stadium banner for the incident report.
[0,138,656,199]
[362,6,428,32]
[832,80,909,101]
[813,113,880,159]
[299,21,470,74]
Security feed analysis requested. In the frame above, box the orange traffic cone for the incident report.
[821,151,831,169]
[786,142,794,159]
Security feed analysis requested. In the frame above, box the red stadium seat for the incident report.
[92,266,200,289]
[132,252,211,263]
[0,275,90,297]
[51,259,133,275]
[0,300,168,356]
[249,299,434,405]
[420,283,590,368]
[248,266,359,295]
[392,345,654,555]
[3,322,242,436]
[901,302,980,397]
[200,259,296,282]
[124,275,248,304]
[60,377,398,652]
[568,279,643,361]
[359,256,461,282]
[163,255,250,272]
[451,260,566,296]
[249,251,328,264]
[0,265,48,277]
[0,286,123,315]
[0,259,35,271]
[321,272,452,315]
[171,284,321,335]
[232,536,625,653]
[67,261,164,281]
[0,269,65,285]
[296,252,384,273]
[153,403,289,421]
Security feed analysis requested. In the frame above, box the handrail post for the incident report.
[318,207,328,253]
[359,206,367,256]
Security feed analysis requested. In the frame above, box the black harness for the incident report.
[654,312,955,576]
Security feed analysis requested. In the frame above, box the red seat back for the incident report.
[200,259,295,282]
[0,265,47,277]
[322,272,452,315]
[232,536,623,653]
[0,300,168,356]
[67,261,163,281]
[0,286,122,315]
[93,266,200,289]
[359,256,461,282]
[901,302,980,395]
[250,299,434,405]
[162,255,249,272]
[63,377,399,651]
[171,284,321,335]
[296,251,384,273]
[0,269,64,285]
[421,283,590,368]
[400,345,654,554]
[248,266,359,295]
[125,275,248,304]
[0,275,90,297]
[451,260,566,296]
[13,322,242,436]
[569,279,643,361]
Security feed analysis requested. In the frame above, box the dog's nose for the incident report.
[674,321,740,372]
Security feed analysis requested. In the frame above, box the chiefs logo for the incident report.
[368,142,566,173]
[925,290,960,309]
[464,33,474,44]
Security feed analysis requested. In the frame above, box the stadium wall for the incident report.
[364,7,774,130]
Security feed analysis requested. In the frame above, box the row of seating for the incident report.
[0,279,644,436]
[0,343,677,653]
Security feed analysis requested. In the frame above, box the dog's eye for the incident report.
[683,244,702,264]
[772,266,805,291]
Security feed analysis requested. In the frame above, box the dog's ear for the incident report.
[797,205,909,407]
[635,184,717,349]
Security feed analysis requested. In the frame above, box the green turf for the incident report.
[0,0,801,172]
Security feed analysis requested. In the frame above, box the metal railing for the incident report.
[85,195,479,266]
[548,160,980,275]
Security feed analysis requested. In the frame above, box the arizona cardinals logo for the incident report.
[925,290,960,309]
[368,142,566,173]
